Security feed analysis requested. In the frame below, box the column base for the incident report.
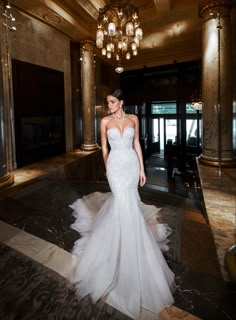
[0,172,14,190]
[80,143,100,151]
[198,154,236,167]
[225,244,236,283]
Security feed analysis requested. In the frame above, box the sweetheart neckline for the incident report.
[107,126,134,138]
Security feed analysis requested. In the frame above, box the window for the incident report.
[166,119,177,144]
[151,102,176,114]
[186,102,202,114]
[186,119,202,147]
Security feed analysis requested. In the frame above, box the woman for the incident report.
[100,89,146,188]
[70,89,175,320]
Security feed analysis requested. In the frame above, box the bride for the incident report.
[70,89,175,319]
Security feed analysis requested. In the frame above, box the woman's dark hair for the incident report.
[107,89,124,101]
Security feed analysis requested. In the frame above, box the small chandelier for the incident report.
[96,0,143,74]
[191,90,202,110]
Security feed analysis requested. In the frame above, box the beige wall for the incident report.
[10,9,73,152]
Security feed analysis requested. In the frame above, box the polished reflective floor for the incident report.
[0,151,235,319]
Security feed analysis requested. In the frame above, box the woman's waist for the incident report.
[109,145,134,151]
[109,148,137,155]
[108,148,138,159]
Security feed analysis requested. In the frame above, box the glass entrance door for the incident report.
[151,118,177,156]
[151,118,160,154]
[165,119,177,145]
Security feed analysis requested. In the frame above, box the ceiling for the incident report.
[9,0,233,71]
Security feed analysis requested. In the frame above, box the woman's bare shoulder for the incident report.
[126,113,138,123]
[129,114,138,119]
[101,114,113,122]
[101,114,114,128]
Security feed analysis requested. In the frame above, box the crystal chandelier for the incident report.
[96,0,143,74]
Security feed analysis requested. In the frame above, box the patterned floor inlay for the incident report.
[0,242,131,320]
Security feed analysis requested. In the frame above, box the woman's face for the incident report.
[107,95,123,113]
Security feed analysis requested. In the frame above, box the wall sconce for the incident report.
[2,1,16,31]
[2,23,16,31]
[5,1,11,9]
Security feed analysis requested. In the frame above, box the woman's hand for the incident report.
[139,170,146,187]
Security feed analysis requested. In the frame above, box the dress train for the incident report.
[70,191,175,320]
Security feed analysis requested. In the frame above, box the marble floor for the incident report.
[147,154,236,281]
[0,150,235,319]
[197,161,236,281]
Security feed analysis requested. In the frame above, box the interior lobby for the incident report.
[0,0,236,319]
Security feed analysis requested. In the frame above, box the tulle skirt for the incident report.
[70,190,175,320]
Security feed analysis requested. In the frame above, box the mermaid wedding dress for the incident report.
[70,127,175,320]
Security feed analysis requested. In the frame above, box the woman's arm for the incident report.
[132,115,146,187]
[100,118,109,167]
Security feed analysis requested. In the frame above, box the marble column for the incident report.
[0,5,16,189]
[80,40,98,151]
[199,0,236,167]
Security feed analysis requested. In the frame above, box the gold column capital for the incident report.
[80,39,95,47]
[199,0,232,17]
[80,40,95,56]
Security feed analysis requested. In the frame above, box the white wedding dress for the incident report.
[70,127,175,320]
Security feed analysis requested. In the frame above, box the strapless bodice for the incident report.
[107,127,134,150]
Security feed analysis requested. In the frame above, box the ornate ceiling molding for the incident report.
[8,0,206,70]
